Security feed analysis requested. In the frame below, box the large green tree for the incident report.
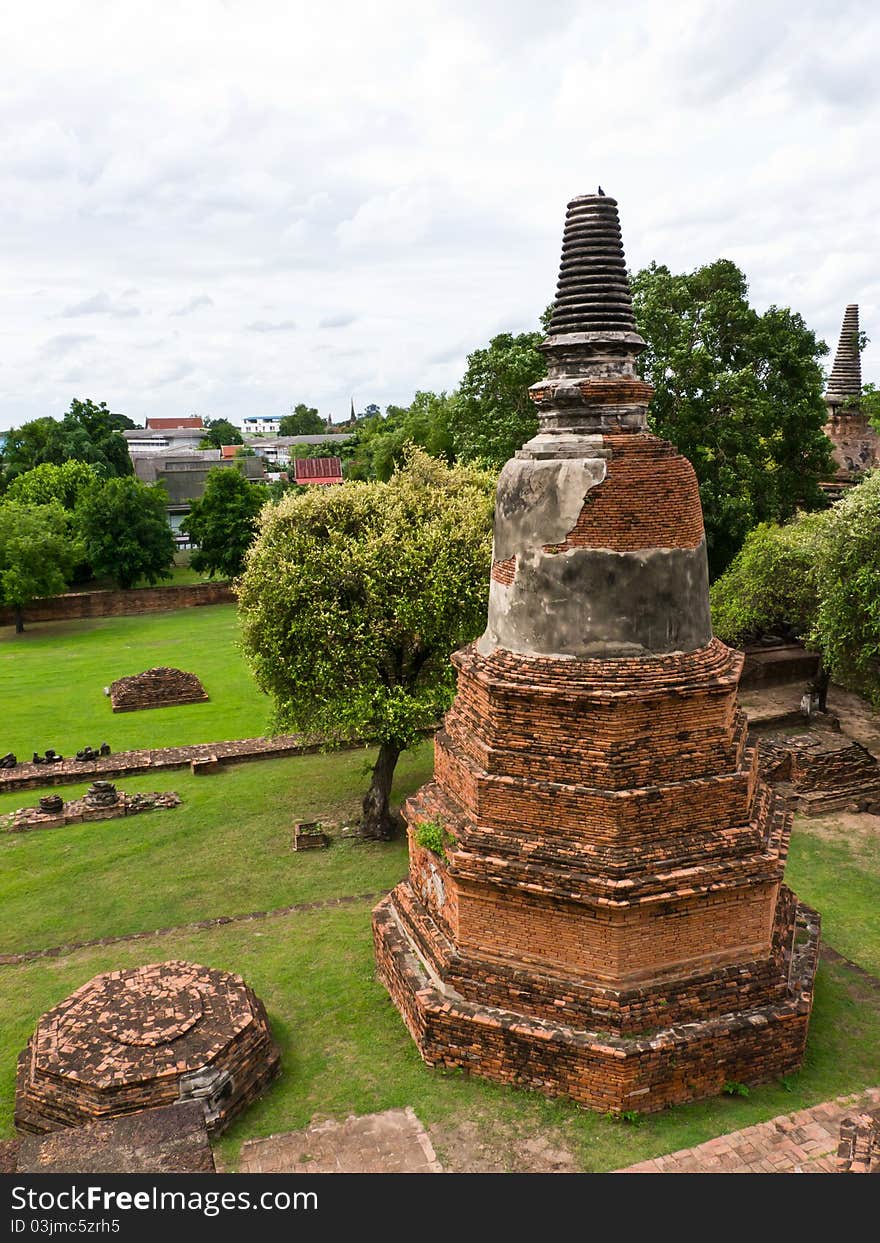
[202,418,244,448]
[0,502,80,632]
[1,399,134,486]
[447,331,544,468]
[279,404,325,436]
[631,259,833,576]
[78,476,175,590]
[811,470,880,706]
[4,460,100,510]
[709,511,832,648]
[345,391,455,481]
[238,449,494,838]
[182,467,268,579]
[710,473,880,707]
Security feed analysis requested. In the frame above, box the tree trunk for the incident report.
[361,740,402,840]
[816,660,830,713]
[14,605,24,634]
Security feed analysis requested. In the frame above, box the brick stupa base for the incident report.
[109,668,208,712]
[374,890,819,1115]
[15,962,280,1136]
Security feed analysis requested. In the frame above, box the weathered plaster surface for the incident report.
[479,541,712,658]
[491,456,607,561]
[480,454,712,659]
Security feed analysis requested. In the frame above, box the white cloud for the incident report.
[171,296,214,317]
[59,291,140,319]
[246,320,297,333]
[0,0,878,428]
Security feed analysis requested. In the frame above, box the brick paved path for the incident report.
[237,1108,442,1174]
[616,1087,880,1173]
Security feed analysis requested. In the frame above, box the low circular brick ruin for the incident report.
[15,962,281,1136]
[109,667,208,713]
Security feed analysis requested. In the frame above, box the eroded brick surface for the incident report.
[15,962,280,1136]
[238,1108,442,1174]
[617,1088,880,1173]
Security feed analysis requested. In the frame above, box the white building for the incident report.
[241,415,284,436]
[124,427,209,453]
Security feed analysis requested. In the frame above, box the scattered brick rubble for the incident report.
[754,728,880,814]
[373,191,820,1115]
[3,784,181,833]
[838,1108,880,1173]
[109,667,209,712]
[292,821,331,850]
[15,961,280,1136]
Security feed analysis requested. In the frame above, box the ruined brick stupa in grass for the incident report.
[823,303,879,489]
[372,192,821,1113]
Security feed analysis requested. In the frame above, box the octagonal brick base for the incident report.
[372,890,820,1115]
[15,962,281,1136]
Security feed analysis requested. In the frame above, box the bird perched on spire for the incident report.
[597,185,605,195]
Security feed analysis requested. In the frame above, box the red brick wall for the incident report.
[1,582,234,625]
[547,436,705,553]
[373,892,818,1115]
[454,879,778,983]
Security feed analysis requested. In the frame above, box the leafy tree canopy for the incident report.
[345,391,456,481]
[447,331,544,469]
[811,470,880,706]
[237,448,494,837]
[710,471,880,708]
[279,404,325,436]
[709,512,832,648]
[862,383,880,430]
[77,476,176,590]
[631,259,833,576]
[1,399,134,486]
[4,460,100,510]
[0,501,81,631]
[202,418,243,448]
[182,467,268,579]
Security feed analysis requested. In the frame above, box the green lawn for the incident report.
[0,606,269,757]
[0,761,878,1169]
[787,814,880,976]
[1,607,878,1170]
[0,898,876,1172]
[0,748,431,955]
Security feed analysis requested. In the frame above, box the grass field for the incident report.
[0,605,269,757]
[2,609,879,1171]
[0,748,431,955]
[0,874,877,1172]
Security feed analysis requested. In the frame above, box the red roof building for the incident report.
[145,417,205,431]
[294,457,343,486]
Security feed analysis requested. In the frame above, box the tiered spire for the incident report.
[547,195,638,335]
[826,304,862,406]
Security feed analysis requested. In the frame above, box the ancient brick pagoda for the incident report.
[16,962,280,1136]
[823,303,878,490]
[373,192,821,1114]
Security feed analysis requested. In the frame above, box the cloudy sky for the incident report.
[1,0,877,431]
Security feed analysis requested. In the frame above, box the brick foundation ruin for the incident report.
[109,667,209,712]
[373,191,820,1114]
[755,728,880,814]
[15,961,280,1135]
[838,1109,880,1173]
[3,784,181,833]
